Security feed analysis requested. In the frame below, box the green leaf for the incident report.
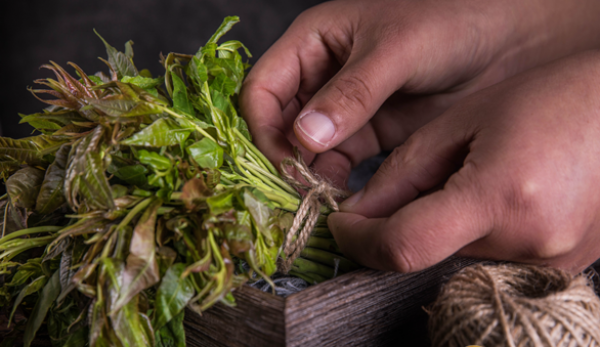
[186,138,223,169]
[0,136,66,166]
[114,164,149,187]
[113,199,162,313]
[7,259,43,286]
[122,118,192,147]
[6,167,45,209]
[88,75,104,84]
[206,190,234,215]
[121,75,162,89]
[187,56,208,89]
[244,190,273,244]
[121,101,164,117]
[137,150,171,171]
[155,310,186,347]
[88,98,138,117]
[35,144,70,214]
[209,72,237,97]
[0,159,20,179]
[79,151,115,210]
[23,271,61,347]
[218,40,252,58]
[171,74,194,116]
[9,275,48,325]
[94,29,138,78]
[19,111,84,134]
[207,16,240,44]
[112,298,155,347]
[152,263,194,331]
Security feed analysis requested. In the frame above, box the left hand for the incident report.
[329,51,600,274]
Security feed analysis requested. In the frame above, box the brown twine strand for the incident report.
[428,263,600,347]
[278,148,350,274]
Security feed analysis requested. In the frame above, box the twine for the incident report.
[428,263,600,347]
[278,148,350,274]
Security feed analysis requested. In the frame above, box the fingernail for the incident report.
[340,189,364,211]
[296,112,335,145]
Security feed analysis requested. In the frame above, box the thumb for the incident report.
[294,49,410,153]
[329,165,490,272]
[340,112,474,218]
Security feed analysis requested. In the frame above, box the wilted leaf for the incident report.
[6,167,45,209]
[156,246,177,278]
[121,118,191,147]
[94,29,138,78]
[180,178,210,211]
[152,263,194,331]
[88,97,137,117]
[186,138,223,169]
[225,224,252,256]
[0,136,65,166]
[35,144,70,214]
[79,151,115,210]
[19,111,84,134]
[9,275,48,325]
[23,271,61,347]
[113,199,161,312]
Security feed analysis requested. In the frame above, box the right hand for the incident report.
[240,0,600,187]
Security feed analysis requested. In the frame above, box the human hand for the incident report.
[240,0,600,187]
[330,51,600,274]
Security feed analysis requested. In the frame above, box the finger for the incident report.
[294,49,412,152]
[310,122,382,188]
[329,171,490,272]
[340,112,473,218]
[240,12,341,167]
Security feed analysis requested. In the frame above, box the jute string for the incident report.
[278,148,350,274]
[428,263,600,347]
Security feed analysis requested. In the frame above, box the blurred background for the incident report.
[0,0,326,138]
[0,0,385,191]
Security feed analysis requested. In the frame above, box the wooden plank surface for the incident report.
[185,284,286,347]
[284,257,479,347]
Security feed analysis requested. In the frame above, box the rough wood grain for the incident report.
[184,284,286,347]
[184,257,479,347]
[284,257,479,346]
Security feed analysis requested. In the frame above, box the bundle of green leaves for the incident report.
[0,17,357,347]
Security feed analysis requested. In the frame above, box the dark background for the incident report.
[0,0,385,191]
[0,0,325,139]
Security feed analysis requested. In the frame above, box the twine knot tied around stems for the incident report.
[279,148,350,274]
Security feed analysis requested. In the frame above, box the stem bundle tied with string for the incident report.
[278,148,350,274]
[0,17,358,347]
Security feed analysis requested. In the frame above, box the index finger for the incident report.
[239,9,349,166]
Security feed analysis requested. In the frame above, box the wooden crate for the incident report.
[184,257,479,347]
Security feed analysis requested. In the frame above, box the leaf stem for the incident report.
[0,226,62,246]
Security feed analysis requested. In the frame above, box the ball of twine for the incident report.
[428,263,600,347]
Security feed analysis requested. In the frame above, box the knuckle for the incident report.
[378,239,414,273]
[330,74,373,114]
[529,230,576,260]
[378,146,405,177]
[376,224,420,273]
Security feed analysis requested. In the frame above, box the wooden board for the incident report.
[185,257,480,347]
